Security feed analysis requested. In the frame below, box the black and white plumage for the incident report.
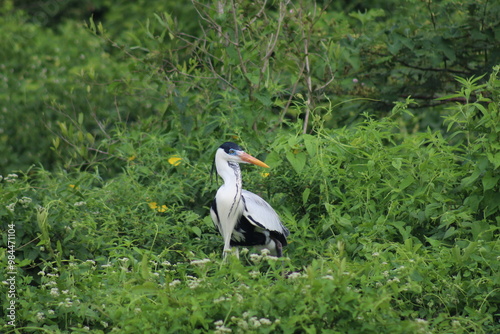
[210,142,290,258]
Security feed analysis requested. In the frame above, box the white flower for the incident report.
[36,312,45,320]
[5,174,18,183]
[190,258,211,266]
[249,254,262,264]
[74,201,86,207]
[169,280,181,287]
[249,317,261,328]
[50,288,60,297]
[249,271,260,278]
[214,296,228,303]
[322,275,334,280]
[259,318,272,326]
[287,272,303,279]
[19,196,32,206]
[6,203,15,212]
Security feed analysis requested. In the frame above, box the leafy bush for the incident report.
[1,0,500,333]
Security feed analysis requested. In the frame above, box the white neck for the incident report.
[215,150,243,252]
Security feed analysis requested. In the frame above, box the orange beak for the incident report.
[239,152,270,168]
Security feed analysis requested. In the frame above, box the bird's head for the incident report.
[216,142,269,168]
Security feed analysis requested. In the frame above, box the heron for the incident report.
[210,142,290,258]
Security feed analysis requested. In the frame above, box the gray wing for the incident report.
[241,189,289,237]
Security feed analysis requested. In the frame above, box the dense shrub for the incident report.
[1,0,499,333]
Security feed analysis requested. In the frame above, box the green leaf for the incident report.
[303,134,318,157]
[392,158,402,170]
[191,226,202,237]
[482,171,499,191]
[286,151,307,174]
[302,188,311,206]
[487,152,500,170]
[399,175,414,191]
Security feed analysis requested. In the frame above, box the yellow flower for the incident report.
[69,184,78,189]
[148,202,168,212]
[128,155,136,161]
[168,155,182,166]
[260,172,270,178]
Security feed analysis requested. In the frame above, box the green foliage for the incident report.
[1,0,500,333]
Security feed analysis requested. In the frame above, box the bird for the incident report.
[210,142,290,258]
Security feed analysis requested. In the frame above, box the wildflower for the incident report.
[69,184,77,189]
[148,202,168,212]
[249,317,261,328]
[128,155,136,161]
[36,312,45,321]
[168,155,182,166]
[134,308,142,314]
[234,293,243,302]
[372,252,380,257]
[5,173,18,183]
[214,325,232,334]
[353,78,359,83]
[249,253,262,264]
[287,272,303,279]
[260,172,270,178]
[187,278,201,289]
[259,318,272,326]
[162,260,172,266]
[74,201,86,207]
[100,321,109,328]
[260,249,270,256]
[6,203,15,212]
[48,309,55,315]
[190,258,211,267]
[322,275,334,280]
[214,296,228,303]
[19,196,32,206]
[249,270,260,278]
[50,287,60,297]
[169,280,181,287]
[0,175,3,182]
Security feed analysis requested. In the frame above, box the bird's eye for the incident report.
[228,149,236,155]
